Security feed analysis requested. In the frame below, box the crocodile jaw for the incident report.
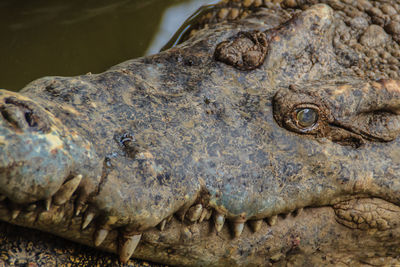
[1,197,400,266]
[1,3,400,266]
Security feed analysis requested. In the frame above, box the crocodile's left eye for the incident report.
[296,108,318,128]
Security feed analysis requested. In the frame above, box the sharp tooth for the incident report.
[75,192,88,216]
[158,219,167,231]
[119,234,142,263]
[267,215,277,226]
[213,212,225,232]
[199,208,208,223]
[45,198,52,211]
[0,195,6,201]
[11,208,21,220]
[53,174,83,205]
[94,228,109,247]
[82,211,96,230]
[186,204,203,222]
[75,204,84,216]
[249,219,263,233]
[232,222,245,238]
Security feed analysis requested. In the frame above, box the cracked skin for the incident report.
[1,0,400,266]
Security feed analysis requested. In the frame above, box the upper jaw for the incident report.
[0,89,102,205]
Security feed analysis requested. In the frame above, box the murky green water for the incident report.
[0,0,212,91]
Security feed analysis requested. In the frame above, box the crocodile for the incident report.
[1,0,400,266]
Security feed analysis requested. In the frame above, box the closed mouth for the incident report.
[0,175,398,258]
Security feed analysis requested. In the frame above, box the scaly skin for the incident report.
[1,1,400,266]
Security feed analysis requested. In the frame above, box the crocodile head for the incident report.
[1,3,400,266]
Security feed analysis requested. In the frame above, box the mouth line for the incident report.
[0,187,397,240]
[0,197,398,267]
[0,187,399,266]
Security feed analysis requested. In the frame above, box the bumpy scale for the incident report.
[1,0,400,266]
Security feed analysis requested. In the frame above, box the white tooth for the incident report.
[233,222,245,238]
[199,208,208,223]
[75,192,88,216]
[0,195,6,201]
[158,220,167,231]
[119,234,141,263]
[82,211,96,230]
[214,212,225,232]
[186,204,203,222]
[267,215,277,226]
[11,208,21,220]
[94,228,109,247]
[53,174,83,205]
[249,219,263,233]
[45,198,52,211]
[75,204,83,216]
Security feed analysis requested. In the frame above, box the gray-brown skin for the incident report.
[1,0,400,266]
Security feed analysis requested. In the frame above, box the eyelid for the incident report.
[292,103,320,111]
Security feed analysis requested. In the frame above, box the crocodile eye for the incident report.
[296,108,318,128]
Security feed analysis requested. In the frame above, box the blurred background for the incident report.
[0,0,216,91]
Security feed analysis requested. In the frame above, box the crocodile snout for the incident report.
[0,90,74,204]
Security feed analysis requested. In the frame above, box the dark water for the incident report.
[0,0,212,91]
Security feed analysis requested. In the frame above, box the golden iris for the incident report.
[296,108,318,128]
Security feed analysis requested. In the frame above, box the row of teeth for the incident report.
[0,174,84,220]
[173,203,303,236]
[0,174,304,263]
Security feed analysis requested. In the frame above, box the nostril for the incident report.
[24,111,38,127]
[1,109,11,123]
[0,105,27,130]
[1,97,51,133]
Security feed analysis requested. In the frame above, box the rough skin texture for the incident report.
[1,0,400,266]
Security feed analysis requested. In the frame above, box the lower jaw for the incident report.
[0,198,400,266]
